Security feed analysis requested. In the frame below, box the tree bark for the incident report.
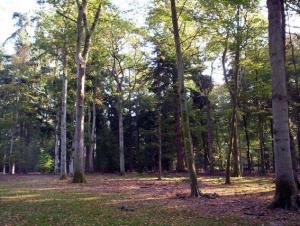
[54,118,60,175]
[118,97,125,175]
[158,109,162,180]
[207,101,214,173]
[73,0,102,183]
[267,0,299,210]
[170,0,200,197]
[259,115,266,175]
[2,154,6,175]
[174,97,185,172]
[243,115,252,172]
[60,50,68,179]
[88,92,96,173]
[9,130,15,175]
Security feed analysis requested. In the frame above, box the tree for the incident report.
[73,0,102,183]
[267,0,300,210]
[170,0,200,197]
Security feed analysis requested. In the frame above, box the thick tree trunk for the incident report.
[207,101,214,173]
[118,98,125,175]
[226,114,234,184]
[170,0,200,197]
[158,110,162,180]
[268,0,299,210]
[60,53,68,179]
[73,64,86,183]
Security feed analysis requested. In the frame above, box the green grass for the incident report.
[0,175,291,226]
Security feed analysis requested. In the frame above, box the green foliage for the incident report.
[38,149,53,173]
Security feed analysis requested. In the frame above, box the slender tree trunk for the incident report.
[243,115,251,172]
[207,101,214,173]
[54,119,60,174]
[170,0,200,197]
[226,114,234,184]
[2,154,6,175]
[118,98,125,175]
[88,94,96,173]
[9,130,15,175]
[158,109,162,180]
[259,115,266,175]
[60,52,68,179]
[174,101,185,172]
[268,0,299,210]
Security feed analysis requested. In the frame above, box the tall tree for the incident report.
[73,0,102,183]
[170,0,200,197]
[267,0,300,210]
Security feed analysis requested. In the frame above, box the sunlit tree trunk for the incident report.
[73,0,102,183]
[170,0,200,197]
[268,0,299,210]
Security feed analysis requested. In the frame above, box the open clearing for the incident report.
[0,174,299,226]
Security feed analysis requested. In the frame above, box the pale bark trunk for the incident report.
[2,154,6,174]
[9,130,15,175]
[60,51,68,179]
[73,0,102,183]
[170,0,200,197]
[118,98,125,175]
[268,0,299,210]
[88,95,96,173]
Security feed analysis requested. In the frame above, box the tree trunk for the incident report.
[73,63,86,183]
[9,130,15,175]
[243,115,252,172]
[88,94,96,173]
[259,115,266,175]
[118,98,125,175]
[207,101,214,173]
[267,0,299,210]
[158,109,162,180]
[174,100,185,172]
[54,119,60,175]
[226,114,234,184]
[170,0,200,197]
[2,154,6,175]
[60,52,68,179]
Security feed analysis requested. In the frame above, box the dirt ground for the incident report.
[0,173,299,225]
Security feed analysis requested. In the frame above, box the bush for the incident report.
[38,149,53,173]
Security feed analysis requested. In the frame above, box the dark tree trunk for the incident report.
[170,0,200,197]
[243,115,252,172]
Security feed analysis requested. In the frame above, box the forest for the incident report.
[0,0,300,225]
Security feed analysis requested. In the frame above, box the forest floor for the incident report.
[0,173,299,226]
